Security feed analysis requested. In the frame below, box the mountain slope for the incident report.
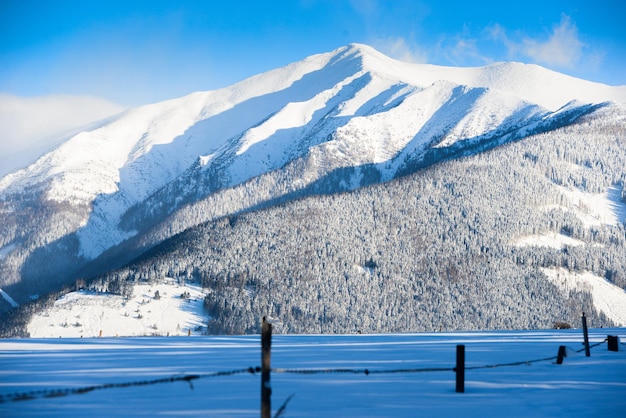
[83,106,626,334]
[0,43,625,309]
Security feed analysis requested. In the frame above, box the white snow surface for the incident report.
[354,44,626,111]
[27,279,207,338]
[1,43,625,260]
[0,329,624,417]
[556,185,626,227]
[513,232,585,249]
[542,268,626,326]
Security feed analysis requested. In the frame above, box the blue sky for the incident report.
[1,0,625,107]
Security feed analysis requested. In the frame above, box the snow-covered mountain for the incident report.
[1,43,625,308]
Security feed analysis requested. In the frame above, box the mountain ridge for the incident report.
[2,44,625,202]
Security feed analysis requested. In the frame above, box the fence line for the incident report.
[0,334,616,405]
[272,338,609,376]
[575,339,607,353]
[466,338,608,370]
[0,367,260,403]
[272,366,454,375]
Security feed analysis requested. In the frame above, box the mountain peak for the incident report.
[342,42,386,57]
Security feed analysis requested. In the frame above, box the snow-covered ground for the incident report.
[27,279,207,338]
[557,185,626,227]
[542,268,626,326]
[512,232,585,249]
[0,329,624,417]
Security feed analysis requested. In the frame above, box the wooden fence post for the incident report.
[607,335,619,352]
[556,345,567,364]
[581,312,590,357]
[455,344,465,393]
[261,317,272,418]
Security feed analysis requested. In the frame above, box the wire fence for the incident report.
[271,366,454,375]
[0,336,615,404]
[0,367,260,403]
[272,338,609,376]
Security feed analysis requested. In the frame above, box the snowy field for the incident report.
[1,328,625,417]
[27,279,208,338]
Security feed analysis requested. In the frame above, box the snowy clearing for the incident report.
[542,267,626,326]
[0,329,624,417]
[516,185,626,249]
[27,279,207,338]
[512,232,585,249]
[556,185,626,227]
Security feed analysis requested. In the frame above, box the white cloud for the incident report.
[489,15,586,69]
[486,23,515,52]
[373,37,428,63]
[0,94,124,177]
[522,16,583,68]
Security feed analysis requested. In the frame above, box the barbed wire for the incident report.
[465,338,609,370]
[0,366,260,404]
[575,339,607,353]
[272,366,454,375]
[465,355,558,370]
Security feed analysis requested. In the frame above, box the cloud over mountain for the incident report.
[0,94,124,177]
